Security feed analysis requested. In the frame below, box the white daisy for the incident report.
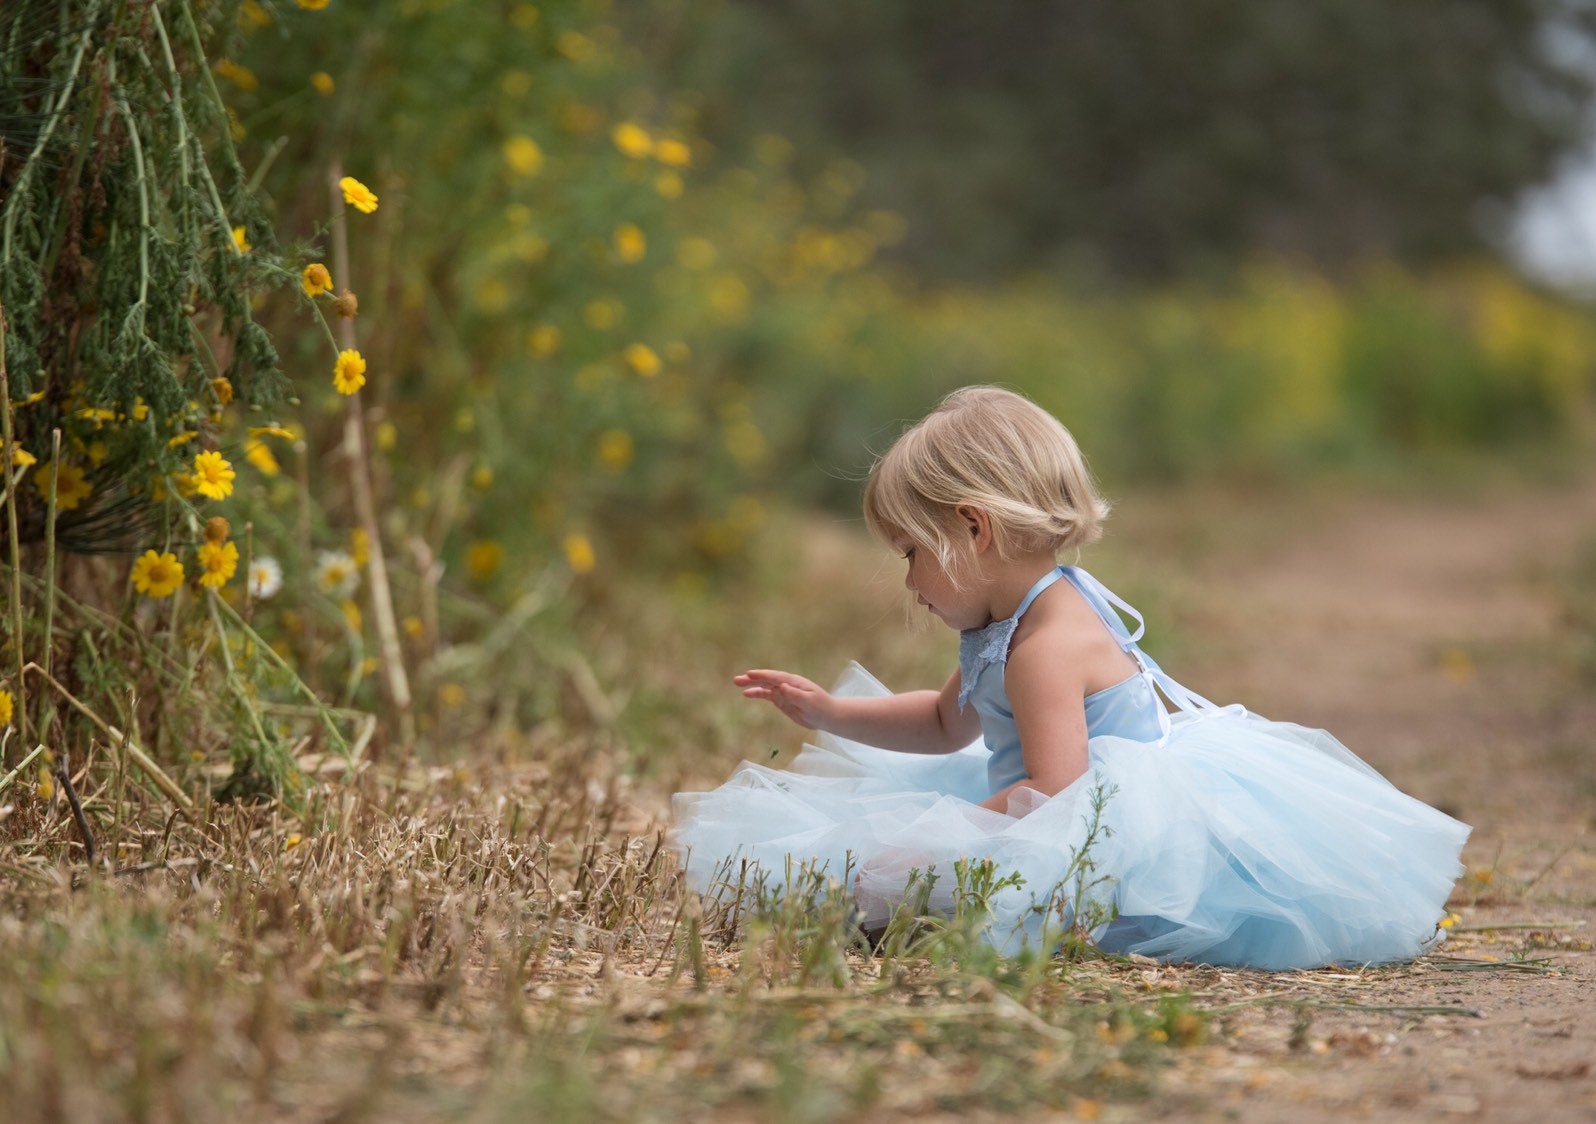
[314,549,360,599]
[248,555,283,600]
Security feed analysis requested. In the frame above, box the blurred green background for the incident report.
[216,0,1596,737]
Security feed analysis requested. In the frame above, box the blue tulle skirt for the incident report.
[672,665,1469,970]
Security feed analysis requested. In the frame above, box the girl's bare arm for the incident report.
[735,668,980,754]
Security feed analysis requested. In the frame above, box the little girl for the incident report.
[673,386,1469,969]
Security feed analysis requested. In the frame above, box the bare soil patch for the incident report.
[1086,473,1596,1121]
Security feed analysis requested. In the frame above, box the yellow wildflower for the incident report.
[654,137,692,167]
[231,225,251,254]
[35,462,93,510]
[211,377,234,405]
[583,298,621,330]
[132,550,184,598]
[10,446,37,467]
[132,399,149,421]
[503,135,544,176]
[556,30,596,61]
[245,439,280,476]
[309,71,335,95]
[527,324,562,357]
[611,122,653,159]
[339,176,378,214]
[214,60,259,92]
[469,465,493,489]
[239,1,271,28]
[191,451,235,500]
[167,430,198,449]
[295,0,331,10]
[623,343,661,377]
[301,262,333,296]
[597,428,635,471]
[465,539,504,581]
[563,532,596,575]
[333,349,367,395]
[341,599,361,631]
[284,834,304,851]
[0,689,12,727]
[402,615,424,638]
[196,539,240,589]
[655,172,684,199]
[86,441,109,466]
[350,527,369,567]
[613,223,646,263]
[248,425,296,440]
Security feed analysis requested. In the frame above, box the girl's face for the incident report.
[896,540,991,632]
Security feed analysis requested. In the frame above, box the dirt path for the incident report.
[1102,474,1596,1121]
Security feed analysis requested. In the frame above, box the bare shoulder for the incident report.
[1010,578,1139,694]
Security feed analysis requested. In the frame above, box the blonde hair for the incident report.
[862,386,1109,584]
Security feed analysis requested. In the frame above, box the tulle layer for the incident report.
[672,666,1469,970]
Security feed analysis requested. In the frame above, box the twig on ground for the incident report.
[57,758,97,866]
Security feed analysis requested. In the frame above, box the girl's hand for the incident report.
[734,669,834,731]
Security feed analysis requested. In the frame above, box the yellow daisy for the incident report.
[622,343,661,377]
[339,175,378,213]
[132,550,184,598]
[611,122,653,159]
[563,532,596,575]
[34,462,93,510]
[503,135,544,176]
[196,540,239,589]
[190,451,235,500]
[333,349,366,395]
[613,223,646,263]
[0,689,12,728]
[301,262,334,296]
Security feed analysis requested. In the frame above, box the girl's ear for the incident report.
[956,504,994,554]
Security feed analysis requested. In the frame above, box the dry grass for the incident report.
[0,732,1215,1123]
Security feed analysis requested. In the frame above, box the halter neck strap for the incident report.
[1012,565,1065,621]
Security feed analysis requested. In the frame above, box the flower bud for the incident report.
[204,516,231,543]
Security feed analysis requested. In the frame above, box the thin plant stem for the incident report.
[203,589,276,759]
[0,743,45,797]
[210,594,350,754]
[23,661,193,818]
[329,163,413,744]
[0,307,27,756]
[35,429,60,747]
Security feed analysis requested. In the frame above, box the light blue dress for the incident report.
[672,566,1470,969]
